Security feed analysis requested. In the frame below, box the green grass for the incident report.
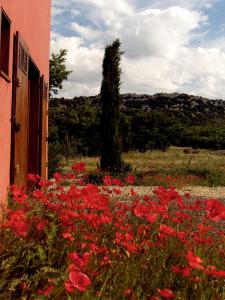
[61,147,225,187]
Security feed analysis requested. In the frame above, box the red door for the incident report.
[27,58,41,176]
[11,32,48,186]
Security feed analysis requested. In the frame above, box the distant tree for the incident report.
[48,49,72,176]
[100,39,129,173]
[49,49,72,98]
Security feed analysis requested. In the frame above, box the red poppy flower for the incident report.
[27,173,40,182]
[213,269,225,278]
[157,288,175,298]
[159,224,176,236]
[103,176,112,186]
[37,284,55,296]
[68,252,91,270]
[171,265,182,274]
[78,179,85,185]
[181,267,191,277]
[130,188,136,196]
[53,172,62,181]
[38,179,53,187]
[64,280,74,293]
[113,188,122,194]
[64,173,76,180]
[37,220,49,231]
[112,178,123,186]
[4,210,28,237]
[10,185,28,204]
[205,265,225,278]
[62,232,75,242]
[146,213,158,223]
[66,271,91,292]
[124,288,133,298]
[197,224,209,235]
[186,251,204,270]
[134,204,150,217]
[71,162,86,172]
[205,199,225,221]
[126,175,135,185]
[175,211,191,220]
[32,189,46,199]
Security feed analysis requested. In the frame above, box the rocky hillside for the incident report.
[51,92,225,124]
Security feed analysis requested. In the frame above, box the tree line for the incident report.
[48,98,225,168]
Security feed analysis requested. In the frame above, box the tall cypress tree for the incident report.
[100,39,124,173]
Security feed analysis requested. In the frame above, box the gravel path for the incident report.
[119,186,225,200]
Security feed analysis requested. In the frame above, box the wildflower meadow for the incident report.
[0,162,225,299]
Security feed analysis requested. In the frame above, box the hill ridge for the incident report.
[51,92,225,123]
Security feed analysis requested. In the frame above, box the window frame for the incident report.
[0,8,11,82]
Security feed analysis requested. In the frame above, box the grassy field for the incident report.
[62,147,225,187]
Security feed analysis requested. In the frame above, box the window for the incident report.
[0,9,11,80]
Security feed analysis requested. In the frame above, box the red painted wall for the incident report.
[0,0,51,206]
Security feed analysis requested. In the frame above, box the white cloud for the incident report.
[51,0,225,99]
[80,0,134,19]
[116,7,206,59]
[57,81,100,98]
[51,1,80,19]
[148,0,217,10]
[122,46,225,99]
[51,36,104,96]
[71,23,102,41]
[51,6,66,17]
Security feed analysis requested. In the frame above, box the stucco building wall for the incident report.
[0,0,51,205]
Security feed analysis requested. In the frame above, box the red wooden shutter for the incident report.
[13,32,29,187]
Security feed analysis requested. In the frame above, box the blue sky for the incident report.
[51,0,225,99]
